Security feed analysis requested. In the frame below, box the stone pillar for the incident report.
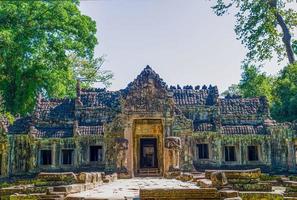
[287,140,296,172]
[115,138,129,178]
[164,137,181,176]
[124,121,133,177]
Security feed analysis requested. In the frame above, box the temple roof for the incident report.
[7,66,271,137]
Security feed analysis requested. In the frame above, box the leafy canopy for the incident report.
[0,0,112,115]
[271,63,297,121]
[212,0,297,64]
[239,65,274,103]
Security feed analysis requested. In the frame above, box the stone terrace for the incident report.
[66,178,199,200]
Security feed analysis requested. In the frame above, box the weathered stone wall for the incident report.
[192,132,272,171]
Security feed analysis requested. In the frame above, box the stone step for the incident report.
[40,198,63,200]
[48,191,68,196]
[223,198,242,200]
[197,178,212,188]
[219,189,239,199]
[40,194,64,199]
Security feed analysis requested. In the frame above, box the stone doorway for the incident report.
[140,138,158,169]
[133,119,163,176]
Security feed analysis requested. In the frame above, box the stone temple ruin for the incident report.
[1,66,297,200]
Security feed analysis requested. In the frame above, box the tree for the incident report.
[0,1,112,115]
[212,0,297,64]
[271,63,297,121]
[238,65,274,103]
[221,84,242,97]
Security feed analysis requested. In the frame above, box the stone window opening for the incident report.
[225,146,236,162]
[197,144,209,159]
[90,146,103,162]
[248,146,259,161]
[40,150,52,165]
[62,149,73,165]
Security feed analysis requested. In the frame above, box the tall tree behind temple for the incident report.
[0,0,112,115]
[271,63,297,121]
[223,65,274,103]
[212,0,297,64]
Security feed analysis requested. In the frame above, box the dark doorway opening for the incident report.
[140,138,158,168]
[197,144,209,159]
[225,146,236,161]
[62,149,73,165]
[248,146,259,161]
[40,150,52,165]
[90,146,103,162]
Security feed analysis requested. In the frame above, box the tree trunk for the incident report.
[269,0,295,64]
[275,13,295,64]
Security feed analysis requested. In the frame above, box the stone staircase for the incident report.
[137,168,161,177]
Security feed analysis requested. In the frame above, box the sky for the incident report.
[79,0,296,93]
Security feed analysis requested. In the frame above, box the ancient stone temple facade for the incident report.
[0,66,296,178]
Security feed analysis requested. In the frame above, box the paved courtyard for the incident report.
[66,177,199,200]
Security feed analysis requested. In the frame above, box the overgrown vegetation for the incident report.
[0,0,112,116]
[214,0,297,122]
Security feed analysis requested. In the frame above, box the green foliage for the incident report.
[0,1,112,115]
[212,0,297,64]
[271,63,297,121]
[221,84,242,97]
[239,65,274,103]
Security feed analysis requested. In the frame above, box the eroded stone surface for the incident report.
[66,177,199,200]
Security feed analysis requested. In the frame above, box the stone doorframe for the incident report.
[132,119,164,176]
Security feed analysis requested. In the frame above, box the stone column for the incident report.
[124,121,133,177]
[287,140,296,172]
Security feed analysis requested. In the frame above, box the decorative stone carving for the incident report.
[122,65,175,114]
[165,137,181,150]
[165,137,181,171]
[115,138,128,172]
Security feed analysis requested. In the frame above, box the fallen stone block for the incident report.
[197,179,213,188]
[233,182,272,191]
[284,181,297,192]
[77,172,92,183]
[227,178,259,184]
[177,172,193,182]
[205,169,261,180]
[140,188,220,199]
[239,191,284,200]
[219,189,239,199]
[53,184,83,194]
[211,171,228,188]
[223,197,242,200]
[38,172,77,182]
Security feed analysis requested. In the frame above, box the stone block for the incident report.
[77,172,92,183]
[53,184,83,194]
[197,179,212,188]
[219,189,239,199]
[165,171,181,179]
[284,181,297,191]
[38,172,77,182]
[239,191,284,200]
[227,178,259,184]
[210,171,228,188]
[233,182,272,191]
[177,172,194,182]
[140,188,220,199]
[205,169,261,180]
